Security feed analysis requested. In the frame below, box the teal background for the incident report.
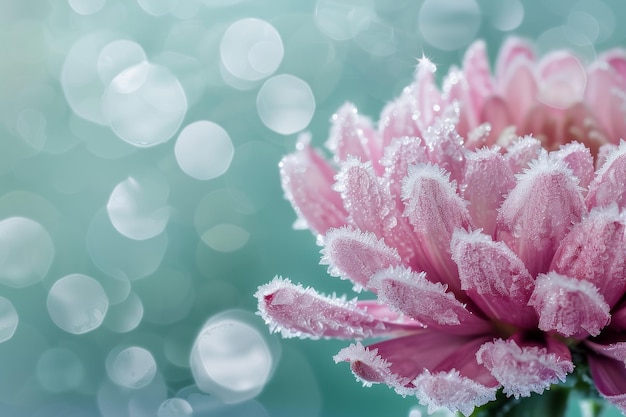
[1,0,626,416]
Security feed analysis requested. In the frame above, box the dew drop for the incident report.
[0,297,18,343]
[256,74,315,135]
[418,0,481,51]
[103,62,187,147]
[106,346,157,389]
[174,121,234,180]
[220,18,283,81]
[158,398,193,417]
[0,217,54,288]
[47,274,108,334]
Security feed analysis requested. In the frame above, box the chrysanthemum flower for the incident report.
[255,38,626,416]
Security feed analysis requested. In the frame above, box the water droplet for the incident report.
[68,0,106,15]
[158,398,193,417]
[418,0,481,51]
[174,121,234,180]
[107,346,157,389]
[47,274,108,334]
[0,297,18,343]
[190,310,277,403]
[106,173,170,240]
[36,347,84,392]
[256,74,315,135]
[0,217,54,288]
[220,18,283,81]
[201,224,249,252]
[103,62,187,147]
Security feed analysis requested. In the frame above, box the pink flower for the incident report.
[255,38,626,416]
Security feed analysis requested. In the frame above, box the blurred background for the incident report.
[1,0,626,416]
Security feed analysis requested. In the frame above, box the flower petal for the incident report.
[255,276,414,339]
[462,40,495,122]
[588,354,626,415]
[476,337,573,399]
[381,136,429,200]
[326,103,380,170]
[550,141,594,190]
[586,141,626,210]
[413,369,498,417]
[550,205,626,307]
[496,151,586,276]
[370,265,492,335]
[503,135,541,174]
[280,135,347,235]
[378,93,422,149]
[499,56,538,127]
[586,340,626,364]
[529,272,610,338]
[450,229,536,329]
[537,51,586,109]
[402,164,472,292]
[422,107,467,183]
[461,147,516,236]
[495,37,535,83]
[321,227,401,291]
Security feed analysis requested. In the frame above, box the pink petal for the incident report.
[495,37,535,83]
[597,143,618,170]
[255,276,415,339]
[450,229,537,329]
[585,62,622,143]
[550,142,594,190]
[422,106,467,183]
[536,51,586,109]
[413,57,444,133]
[334,332,492,394]
[462,40,495,121]
[370,265,492,335]
[586,340,626,363]
[586,141,626,210]
[326,103,380,171]
[502,135,541,174]
[280,136,347,235]
[413,369,498,417]
[381,136,429,200]
[378,93,422,149]
[528,272,610,338]
[550,205,626,307]
[499,56,538,127]
[402,164,472,292]
[496,152,586,276]
[461,147,516,236]
[476,337,573,399]
[477,96,512,146]
[320,227,401,291]
[588,354,626,415]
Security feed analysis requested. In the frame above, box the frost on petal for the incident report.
[422,106,466,183]
[528,272,610,338]
[495,37,535,83]
[280,136,347,235]
[370,266,491,334]
[551,142,594,190]
[499,56,538,127]
[413,57,444,133]
[476,338,573,399]
[586,141,626,210]
[321,227,401,291]
[402,164,472,291]
[462,40,494,121]
[586,340,626,364]
[450,229,536,329]
[551,205,626,307]
[333,342,409,388]
[379,92,422,149]
[413,369,498,417]
[326,103,380,169]
[381,136,429,200]
[502,135,541,174]
[496,152,586,277]
[255,276,409,339]
[588,354,626,415]
[461,147,516,236]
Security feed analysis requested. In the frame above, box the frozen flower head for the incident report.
[255,38,626,416]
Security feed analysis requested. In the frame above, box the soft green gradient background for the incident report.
[1,0,626,416]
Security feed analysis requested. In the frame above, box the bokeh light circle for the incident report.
[418,0,481,51]
[0,297,18,343]
[174,121,234,180]
[106,346,157,389]
[47,274,109,334]
[0,217,54,288]
[103,62,187,147]
[220,18,284,81]
[256,74,315,135]
[36,347,84,392]
[158,398,193,417]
